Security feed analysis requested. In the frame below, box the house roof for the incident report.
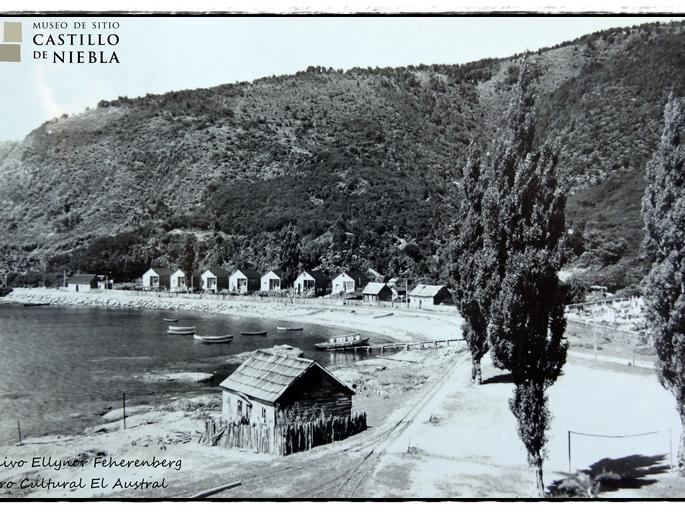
[262,269,284,279]
[362,282,389,295]
[203,268,229,278]
[301,270,330,284]
[408,284,449,298]
[335,269,366,283]
[232,268,261,279]
[149,267,172,276]
[68,274,98,285]
[220,349,353,404]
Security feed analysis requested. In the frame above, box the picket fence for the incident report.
[200,413,367,456]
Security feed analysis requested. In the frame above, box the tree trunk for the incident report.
[471,356,482,384]
[534,459,545,497]
[679,412,685,476]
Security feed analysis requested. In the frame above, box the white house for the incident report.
[141,267,171,290]
[201,268,229,292]
[67,274,98,292]
[408,284,453,308]
[294,270,331,296]
[261,270,284,292]
[169,269,202,292]
[229,268,260,293]
[331,270,367,295]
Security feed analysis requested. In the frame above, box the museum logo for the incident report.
[0,21,22,62]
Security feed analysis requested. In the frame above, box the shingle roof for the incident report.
[220,349,353,403]
[68,274,98,285]
[204,268,229,278]
[306,270,331,284]
[150,267,172,276]
[362,282,389,295]
[262,269,284,278]
[408,284,449,298]
[233,268,260,279]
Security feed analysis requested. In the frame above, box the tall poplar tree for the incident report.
[642,94,685,474]
[443,145,492,383]
[484,63,568,496]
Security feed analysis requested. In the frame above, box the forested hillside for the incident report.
[1,20,684,295]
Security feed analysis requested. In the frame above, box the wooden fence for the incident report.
[200,413,367,456]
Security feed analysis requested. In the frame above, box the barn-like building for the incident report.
[219,348,354,425]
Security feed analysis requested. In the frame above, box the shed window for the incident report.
[262,407,267,419]
[237,399,243,414]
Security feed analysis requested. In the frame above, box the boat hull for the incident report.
[193,335,233,344]
[314,338,370,351]
[240,331,268,336]
[167,326,196,335]
[276,326,304,331]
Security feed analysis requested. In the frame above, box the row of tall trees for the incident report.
[446,68,685,495]
[445,64,568,495]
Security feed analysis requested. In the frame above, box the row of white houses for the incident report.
[141,266,453,306]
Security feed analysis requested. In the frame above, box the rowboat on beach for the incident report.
[240,330,268,336]
[167,325,196,335]
[314,333,369,351]
[22,302,50,307]
[193,334,233,344]
[276,326,304,331]
[163,318,179,322]
[373,312,394,319]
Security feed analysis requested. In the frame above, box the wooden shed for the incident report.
[219,348,354,425]
[201,268,229,293]
[260,270,285,292]
[408,284,453,308]
[142,267,171,290]
[331,270,368,295]
[362,282,393,303]
[67,274,98,292]
[294,270,331,296]
[229,268,261,293]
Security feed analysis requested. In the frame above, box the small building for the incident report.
[170,269,202,292]
[390,285,407,302]
[261,270,285,292]
[408,284,453,308]
[331,270,368,295]
[362,282,393,304]
[201,268,229,293]
[294,270,331,296]
[96,275,113,290]
[229,268,260,293]
[141,267,171,290]
[219,348,354,425]
[67,274,98,292]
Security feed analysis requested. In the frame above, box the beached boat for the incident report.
[193,334,233,344]
[314,333,369,351]
[167,325,196,335]
[240,330,268,336]
[276,326,304,331]
[163,318,179,322]
[373,312,394,319]
[22,302,50,307]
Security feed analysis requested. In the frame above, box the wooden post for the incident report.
[123,393,127,430]
[17,420,22,446]
[567,431,572,473]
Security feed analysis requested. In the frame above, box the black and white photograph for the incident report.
[1,1,685,501]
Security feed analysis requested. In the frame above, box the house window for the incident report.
[237,399,243,414]
[262,407,267,419]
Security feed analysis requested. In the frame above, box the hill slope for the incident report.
[1,20,684,294]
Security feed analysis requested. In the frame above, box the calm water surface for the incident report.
[0,303,380,445]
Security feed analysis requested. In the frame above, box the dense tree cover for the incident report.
[642,95,685,474]
[1,21,684,289]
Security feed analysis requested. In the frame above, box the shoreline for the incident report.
[0,287,463,343]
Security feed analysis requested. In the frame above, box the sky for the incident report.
[0,16,683,141]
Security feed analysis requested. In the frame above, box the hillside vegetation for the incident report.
[1,20,684,295]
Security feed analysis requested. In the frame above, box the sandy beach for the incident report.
[0,287,680,499]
